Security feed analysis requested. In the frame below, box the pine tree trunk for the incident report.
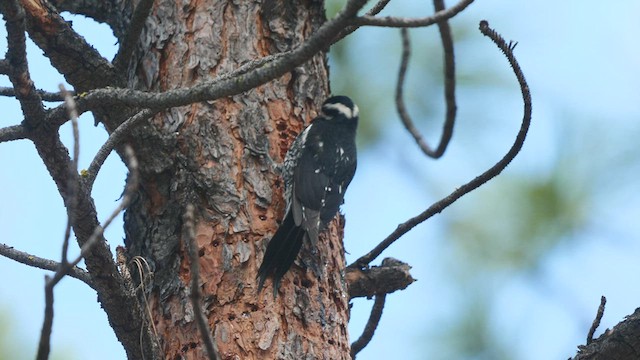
[122,1,351,358]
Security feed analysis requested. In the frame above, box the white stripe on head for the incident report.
[323,102,358,119]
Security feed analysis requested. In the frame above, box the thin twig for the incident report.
[395,1,456,158]
[113,0,154,70]
[433,0,456,155]
[333,0,392,44]
[350,294,387,359]
[184,204,220,360]
[84,109,156,193]
[35,146,138,359]
[0,243,94,288]
[395,29,437,156]
[353,0,474,28]
[59,84,80,265]
[0,86,71,101]
[587,296,607,345]
[36,276,54,360]
[349,20,532,269]
[69,146,138,275]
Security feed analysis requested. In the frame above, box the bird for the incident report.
[257,95,359,296]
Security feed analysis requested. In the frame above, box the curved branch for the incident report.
[333,0,392,44]
[349,20,532,269]
[353,0,474,28]
[44,0,369,112]
[350,294,387,359]
[39,0,372,131]
[84,109,156,193]
[395,0,456,159]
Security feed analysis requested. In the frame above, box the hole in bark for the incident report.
[318,286,326,293]
[300,278,312,288]
[228,313,236,321]
[198,248,205,257]
[328,339,335,345]
[247,303,259,312]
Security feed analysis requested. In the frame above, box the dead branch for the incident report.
[346,258,415,299]
[1,0,46,128]
[0,243,93,288]
[587,296,607,345]
[84,108,156,193]
[350,294,387,359]
[353,0,474,28]
[19,0,122,91]
[349,20,532,269]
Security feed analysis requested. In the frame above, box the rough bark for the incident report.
[122,1,350,358]
[573,307,640,360]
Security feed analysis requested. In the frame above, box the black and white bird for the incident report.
[257,95,359,295]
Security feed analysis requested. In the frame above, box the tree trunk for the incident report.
[122,1,350,358]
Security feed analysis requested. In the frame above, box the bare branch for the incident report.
[587,296,607,345]
[84,109,156,193]
[34,147,139,360]
[333,0,392,44]
[19,0,122,91]
[350,294,387,359]
[346,258,415,299]
[1,0,47,128]
[60,84,80,265]
[353,0,474,28]
[29,117,153,359]
[0,124,27,142]
[573,307,640,359]
[0,86,70,101]
[61,145,138,281]
[50,0,130,40]
[349,20,532,269]
[0,243,93,288]
[46,0,369,111]
[395,1,456,158]
[113,0,154,70]
[184,204,220,360]
[35,276,55,360]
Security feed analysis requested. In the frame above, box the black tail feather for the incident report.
[257,211,305,296]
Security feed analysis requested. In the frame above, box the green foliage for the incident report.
[447,173,589,273]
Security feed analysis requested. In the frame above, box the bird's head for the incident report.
[320,95,359,121]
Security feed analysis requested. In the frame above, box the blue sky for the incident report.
[2,1,640,359]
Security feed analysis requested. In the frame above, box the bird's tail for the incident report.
[257,211,305,296]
